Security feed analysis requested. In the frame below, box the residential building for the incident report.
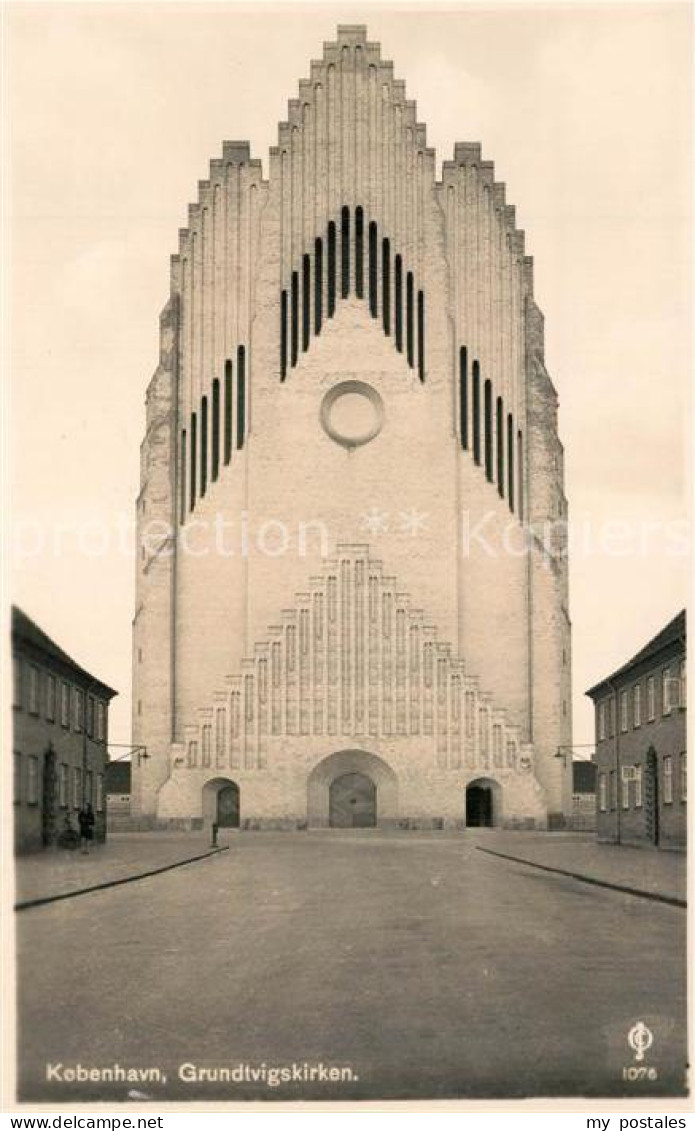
[586,610,686,850]
[12,607,117,853]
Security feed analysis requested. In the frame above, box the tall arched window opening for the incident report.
[224,360,233,464]
[355,207,364,299]
[496,395,504,497]
[236,346,246,450]
[212,379,220,482]
[341,206,350,299]
[472,362,481,465]
[459,347,468,449]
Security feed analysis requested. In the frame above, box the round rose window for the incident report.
[320,380,384,449]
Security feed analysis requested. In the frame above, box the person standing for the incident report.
[77,802,95,854]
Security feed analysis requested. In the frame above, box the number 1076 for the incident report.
[622,1066,658,1081]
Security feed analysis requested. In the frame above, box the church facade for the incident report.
[131,25,572,832]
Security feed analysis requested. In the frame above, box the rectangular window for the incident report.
[58,763,68,808]
[13,657,23,708]
[46,674,56,722]
[680,658,686,709]
[14,753,21,804]
[633,683,641,728]
[85,771,93,806]
[635,765,643,808]
[662,667,672,715]
[96,774,104,813]
[61,681,70,727]
[73,767,82,809]
[97,701,106,742]
[663,755,673,804]
[647,675,656,721]
[680,753,686,802]
[609,770,617,810]
[620,690,628,733]
[622,773,630,809]
[73,687,83,732]
[598,773,607,812]
[28,665,40,715]
[598,702,606,742]
[27,756,39,804]
[87,695,95,738]
[608,697,615,738]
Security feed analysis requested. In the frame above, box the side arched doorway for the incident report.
[329,772,377,828]
[202,777,240,829]
[465,778,501,828]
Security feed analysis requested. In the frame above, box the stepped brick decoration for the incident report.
[132,26,572,832]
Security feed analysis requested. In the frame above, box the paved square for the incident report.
[17,833,686,1101]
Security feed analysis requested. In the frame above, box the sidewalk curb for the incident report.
[476,846,686,908]
[14,846,230,912]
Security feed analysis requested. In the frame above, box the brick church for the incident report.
[131,25,572,832]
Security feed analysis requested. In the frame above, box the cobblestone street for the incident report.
[16,832,687,1102]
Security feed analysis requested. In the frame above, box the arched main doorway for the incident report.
[202,777,240,829]
[465,778,501,828]
[329,772,377,828]
[307,749,398,828]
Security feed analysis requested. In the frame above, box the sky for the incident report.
[6,1,692,751]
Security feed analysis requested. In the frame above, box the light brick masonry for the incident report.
[131,25,572,832]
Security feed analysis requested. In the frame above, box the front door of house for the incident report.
[645,750,659,846]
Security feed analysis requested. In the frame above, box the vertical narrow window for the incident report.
[236,345,246,450]
[633,683,642,727]
[290,270,299,367]
[368,221,378,317]
[314,237,323,334]
[664,755,673,803]
[190,412,197,510]
[507,413,514,511]
[302,254,310,352]
[598,701,606,742]
[224,359,233,463]
[355,207,364,298]
[406,271,414,367]
[341,206,350,298]
[200,396,208,496]
[280,290,288,380]
[180,429,187,522]
[484,380,493,482]
[459,347,468,449]
[417,291,425,382]
[620,689,628,732]
[472,362,481,465]
[496,396,504,496]
[381,238,391,335]
[394,255,403,351]
[327,221,336,316]
[647,675,656,720]
[212,379,220,481]
[517,429,524,519]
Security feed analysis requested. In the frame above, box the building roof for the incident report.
[586,609,686,699]
[572,760,597,793]
[105,761,131,793]
[11,606,118,699]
